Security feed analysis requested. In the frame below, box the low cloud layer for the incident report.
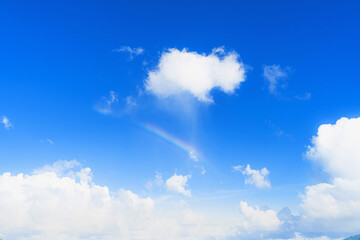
[145,48,246,103]
[0,161,290,240]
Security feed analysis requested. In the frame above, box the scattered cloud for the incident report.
[1,116,12,130]
[166,173,191,197]
[94,91,118,114]
[145,47,246,103]
[189,150,199,162]
[0,161,288,240]
[263,64,288,95]
[239,201,282,231]
[126,96,137,109]
[113,46,144,59]
[146,171,164,189]
[233,164,271,188]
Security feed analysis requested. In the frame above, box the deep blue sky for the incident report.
[1,0,360,215]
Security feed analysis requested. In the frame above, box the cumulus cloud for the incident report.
[0,161,286,240]
[145,47,246,103]
[1,116,12,130]
[300,116,360,233]
[263,65,287,95]
[233,164,271,188]
[113,46,144,59]
[306,117,360,179]
[0,161,153,240]
[166,173,191,197]
[239,201,282,232]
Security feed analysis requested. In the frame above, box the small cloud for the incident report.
[94,91,118,114]
[232,165,243,172]
[263,64,288,95]
[146,171,164,189]
[295,92,311,101]
[166,173,191,197]
[1,116,13,130]
[40,139,54,144]
[126,96,137,109]
[189,151,199,162]
[234,164,271,188]
[113,46,144,59]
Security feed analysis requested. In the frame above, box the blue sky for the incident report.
[1,1,360,239]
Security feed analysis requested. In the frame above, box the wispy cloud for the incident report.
[113,46,144,59]
[94,91,118,114]
[40,139,54,144]
[263,64,288,95]
[295,92,311,101]
[1,116,13,130]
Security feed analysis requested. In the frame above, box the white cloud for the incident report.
[145,47,246,103]
[0,161,284,240]
[300,177,360,233]
[94,91,118,114]
[239,201,282,232]
[233,164,271,188]
[146,171,164,189]
[189,151,199,162]
[0,162,153,240]
[113,46,144,59]
[263,65,287,94]
[1,116,13,130]
[306,117,360,179]
[166,173,191,197]
[300,116,360,233]
[270,232,337,240]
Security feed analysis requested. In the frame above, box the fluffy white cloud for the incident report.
[145,47,246,103]
[233,164,271,188]
[0,161,153,240]
[300,117,360,233]
[0,161,285,240]
[166,173,191,197]
[1,116,12,130]
[306,117,360,179]
[239,201,282,232]
[300,178,360,232]
[263,65,287,94]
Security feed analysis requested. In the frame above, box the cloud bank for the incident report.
[0,160,287,240]
[145,48,246,103]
